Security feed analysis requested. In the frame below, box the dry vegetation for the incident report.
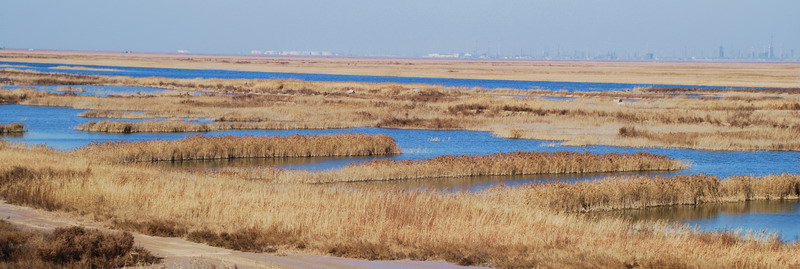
[48,65,121,72]
[77,134,400,162]
[525,174,800,212]
[77,120,349,133]
[2,50,798,88]
[0,144,798,268]
[0,123,24,134]
[267,151,685,183]
[0,220,158,268]
[54,86,85,93]
[3,69,800,151]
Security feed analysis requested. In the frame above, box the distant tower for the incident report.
[769,37,775,59]
[719,46,724,59]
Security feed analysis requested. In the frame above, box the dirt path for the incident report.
[0,202,483,269]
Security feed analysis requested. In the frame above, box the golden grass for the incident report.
[0,146,798,268]
[77,134,400,163]
[78,110,155,119]
[4,69,800,151]
[524,174,800,212]
[0,123,24,134]
[272,151,686,183]
[49,65,121,72]
[77,120,353,133]
[54,86,85,93]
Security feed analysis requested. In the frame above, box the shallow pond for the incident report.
[1,85,170,97]
[609,200,800,241]
[1,61,741,92]
[2,103,800,240]
[2,104,799,180]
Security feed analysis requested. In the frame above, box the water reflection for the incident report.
[607,200,800,241]
[340,171,674,192]
[608,200,799,222]
[0,132,24,138]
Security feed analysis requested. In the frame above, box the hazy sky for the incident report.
[1,0,798,57]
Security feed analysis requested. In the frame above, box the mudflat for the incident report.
[1,49,798,88]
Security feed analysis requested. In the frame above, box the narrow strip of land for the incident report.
[1,49,798,88]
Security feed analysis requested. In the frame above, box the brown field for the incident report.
[1,144,799,268]
[1,49,798,88]
[3,69,800,151]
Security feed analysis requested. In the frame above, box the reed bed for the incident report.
[0,122,24,134]
[6,69,800,151]
[525,174,800,212]
[78,134,400,162]
[281,151,686,183]
[77,120,354,133]
[54,86,85,93]
[0,146,798,268]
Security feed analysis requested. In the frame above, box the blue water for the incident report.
[685,202,800,242]
[0,61,742,92]
[2,104,798,179]
[616,200,800,242]
[3,103,800,240]
[2,85,169,97]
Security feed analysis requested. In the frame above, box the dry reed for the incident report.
[524,174,800,212]
[0,146,798,268]
[54,86,85,93]
[279,151,686,183]
[77,134,400,162]
[0,123,24,134]
[77,120,353,133]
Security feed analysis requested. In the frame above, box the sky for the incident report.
[1,0,798,58]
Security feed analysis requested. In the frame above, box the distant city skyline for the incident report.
[1,0,798,61]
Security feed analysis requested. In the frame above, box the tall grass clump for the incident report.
[77,120,352,133]
[78,134,400,162]
[0,220,158,268]
[0,123,24,134]
[289,151,686,183]
[524,174,800,212]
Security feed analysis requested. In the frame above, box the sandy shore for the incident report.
[1,49,798,88]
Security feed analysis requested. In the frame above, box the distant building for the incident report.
[424,53,460,58]
[719,46,724,59]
